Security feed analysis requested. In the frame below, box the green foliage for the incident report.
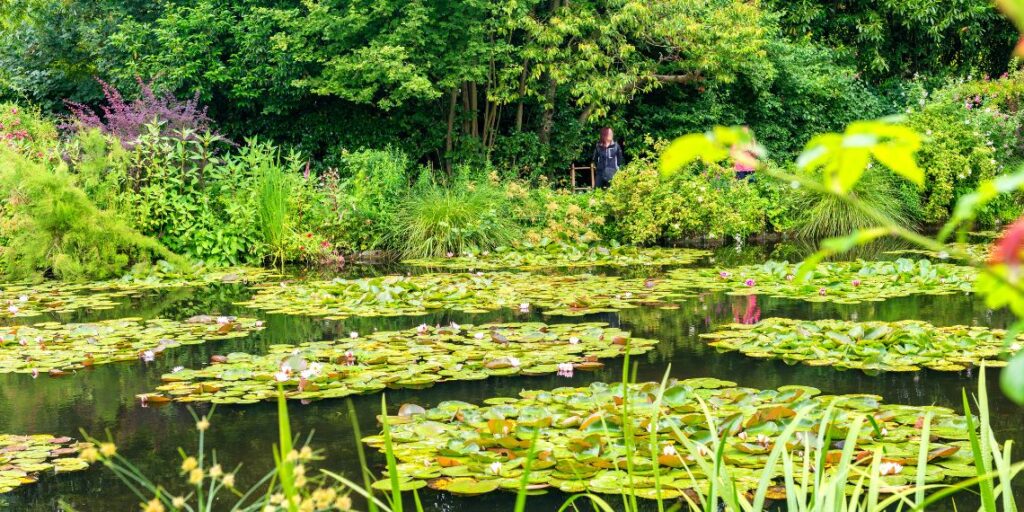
[0,146,176,281]
[906,74,1024,225]
[256,155,291,267]
[794,167,921,239]
[392,179,519,259]
[610,149,768,244]
[505,179,610,245]
[310,148,410,254]
[0,102,58,160]
[765,0,1017,81]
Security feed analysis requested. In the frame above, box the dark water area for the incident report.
[1,245,1022,510]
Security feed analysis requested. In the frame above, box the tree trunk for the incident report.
[515,60,530,131]
[539,78,557,145]
[578,104,594,124]
[470,82,479,140]
[445,87,458,171]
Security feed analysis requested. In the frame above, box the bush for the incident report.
[606,149,768,245]
[504,177,611,245]
[392,179,519,259]
[906,74,1024,225]
[0,147,177,281]
[309,147,410,254]
[0,102,59,160]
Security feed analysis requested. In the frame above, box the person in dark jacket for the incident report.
[592,127,624,188]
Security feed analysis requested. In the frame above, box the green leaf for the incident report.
[1000,352,1024,405]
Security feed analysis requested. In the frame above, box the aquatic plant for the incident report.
[363,378,975,500]
[404,245,709,271]
[0,315,264,374]
[701,317,1020,372]
[238,272,677,320]
[142,322,656,404]
[666,258,975,304]
[0,265,277,319]
[0,434,89,493]
[793,167,919,239]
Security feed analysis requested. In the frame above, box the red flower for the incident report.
[990,216,1024,267]
[320,241,330,248]
[306,232,313,238]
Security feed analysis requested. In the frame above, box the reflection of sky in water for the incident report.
[0,242,1018,511]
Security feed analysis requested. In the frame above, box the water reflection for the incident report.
[0,244,1019,511]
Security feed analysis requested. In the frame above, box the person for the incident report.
[730,129,760,180]
[592,127,624,188]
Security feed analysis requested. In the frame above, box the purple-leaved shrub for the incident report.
[63,78,214,146]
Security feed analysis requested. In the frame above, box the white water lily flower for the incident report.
[450,322,460,330]
[879,462,904,476]
[507,357,521,367]
[662,445,677,456]
[274,371,290,382]
[474,332,485,340]
[18,295,28,302]
[756,434,771,446]
[216,316,231,325]
[489,462,502,475]
[737,431,748,440]
[7,305,18,315]
[880,428,888,436]
[519,303,530,312]
[417,324,429,334]
[172,366,185,374]
[568,336,580,345]
[31,368,38,379]
[557,363,574,377]
[349,332,359,339]
[255,321,264,328]
[141,350,155,362]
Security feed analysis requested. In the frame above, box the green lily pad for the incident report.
[0,434,90,493]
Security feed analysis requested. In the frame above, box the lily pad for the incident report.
[0,434,90,493]
[405,245,709,271]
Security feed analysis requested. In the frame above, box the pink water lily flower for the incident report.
[7,305,18,315]
[719,271,731,279]
[141,350,155,362]
[818,288,827,296]
[557,362,574,377]
[785,274,795,281]
[851,279,861,287]
[744,279,756,287]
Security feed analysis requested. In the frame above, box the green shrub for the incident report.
[311,147,410,254]
[0,147,178,281]
[255,153,291,267]
[0,102,59,161]
[392,179,519,259]
[504,177,611,245]
[606,150,768,245]
[906,75,1024,226]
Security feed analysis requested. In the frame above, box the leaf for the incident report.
[1000,351,1024,405]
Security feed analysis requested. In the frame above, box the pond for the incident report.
[1,244,1021,510]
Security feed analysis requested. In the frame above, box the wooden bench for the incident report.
[570,163,596,192]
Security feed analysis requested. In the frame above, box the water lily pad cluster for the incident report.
[239,272,676,319]
[0,316,265,374]
[404,246,709,271]
[143,322,657,404]
[0,266,277,320]
[701,318,1020,372]
[666,258,975,304]
[365,380,975,500]
[885,243,992,262]
[0,434,90,493]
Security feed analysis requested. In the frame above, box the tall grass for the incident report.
[392,182,519,259]
[256,158,290,269]
[795,168,918,239]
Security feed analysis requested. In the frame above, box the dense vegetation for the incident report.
[0,0,1022,279]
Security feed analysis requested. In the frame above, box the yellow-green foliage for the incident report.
[606,156,767,245]
[0,102,58,161]
[0,147,180,281]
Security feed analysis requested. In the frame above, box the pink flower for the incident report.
[744,279,755,287]
[719,271,731,279]
[818,288,827,296]
[557,363,574,378]
[785,274,794,281]
[851,279,861,287]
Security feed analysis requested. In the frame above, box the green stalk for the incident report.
[347,398,380,512]
[380,394,404,512]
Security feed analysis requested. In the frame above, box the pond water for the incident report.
[1,245,1022,510]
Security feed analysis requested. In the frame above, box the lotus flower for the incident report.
[141,350,155,362]
[851,279,861,287]
[557,363,574,377]
[878,462,903,476]
[568,336,580,345]
[744,278,756,287]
